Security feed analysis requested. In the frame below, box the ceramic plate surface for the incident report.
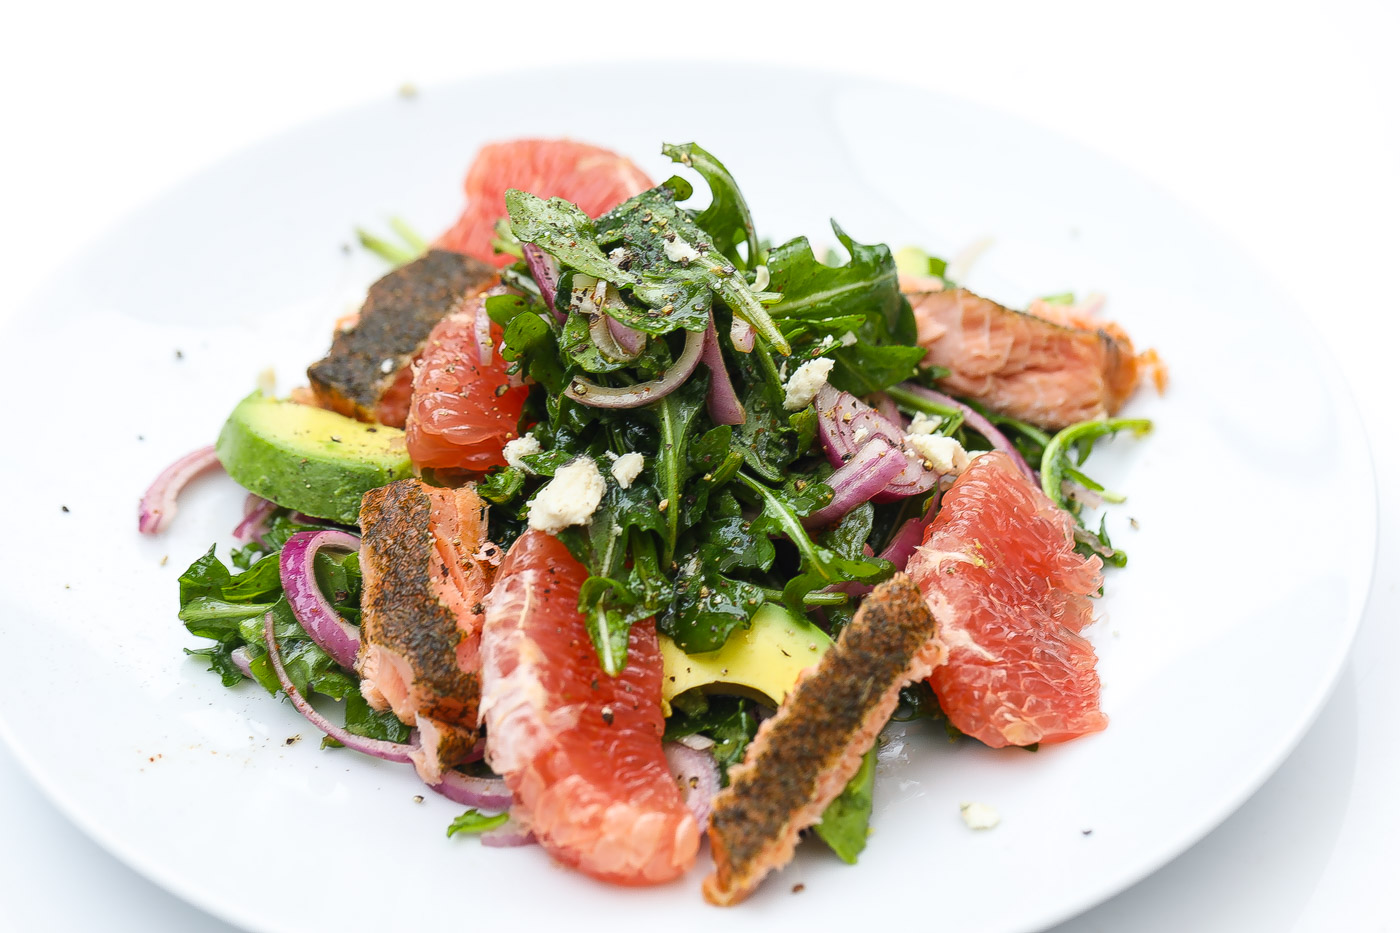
[0,65,1374,933]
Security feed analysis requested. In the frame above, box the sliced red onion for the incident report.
[232,495,277,543]
[606,315,647,357]
[481,817,536,848]
[429,769,513,810]
[279,530,363,670]
[566,328,705,409]
[814,386,938,500]
[879,488,943,571]
[230,645,255,679]
[664,741,720,828]
[522,243,561,319]
[701,317,746,425]
[138,445,222,534]
[729,315,755,353]
[262,612,417,763]
[893,382,1035,480]
[872,392,904,428]
[802,438,907,529]
[588,311,644,363]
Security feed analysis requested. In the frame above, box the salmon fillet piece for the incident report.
[480,530,699,885]
[307,250,495,427]
[356,479,495,783]
[908,286,1143,429]
[703,575,945,906]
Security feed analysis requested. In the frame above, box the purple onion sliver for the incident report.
[429,769,513,810]
[279,530,363,670]
[481,818,536,848]
[872,392,904,428]
[606,315,647,357]
[565,328,705,409]
[879,487,943,572]
[663,741,720,828]
[138,445,223,534]
[232,495,277,543]
[521,243,561,319]
[701,317,746,425]
[729,315,755,353]
[229,645,255,679]
[894,382,1035,480]
[262,612,417,763]
[802,438,907,529]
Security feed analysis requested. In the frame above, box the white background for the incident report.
[1,2,1395,931]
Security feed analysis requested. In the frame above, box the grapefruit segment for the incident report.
[480,530,699,885]
[437,139,654,267]
[405,289,529,472]
[906,451,1107,747]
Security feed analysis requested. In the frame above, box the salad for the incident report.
[142,138,1158,905]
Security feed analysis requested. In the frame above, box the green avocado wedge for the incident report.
[215,392,412,523]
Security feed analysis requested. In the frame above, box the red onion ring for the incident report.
[872,392,904,428]
[814,386,938,500]
[138,445,222,534]
[481,817,536,848]
[429,768,513,810]
[893,382,1035,480]
[606,315,647,357]
[229,645,255,679]
[701,317,746,425]
[729,315,755,353]
[663,741,720,828]
[566,328,705,408]
[279,530,363,670]
[522,243,562,320]
[802,438,907,529]
[262,612,417,763]
[232,495,277,543]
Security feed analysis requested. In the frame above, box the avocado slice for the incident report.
[659,603,832,712]
[215,392,412,523]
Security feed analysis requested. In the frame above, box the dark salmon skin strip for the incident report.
[703,575,945,906]
[909,287,1141,430]
[356,479,494,782]
[308,250,495,427]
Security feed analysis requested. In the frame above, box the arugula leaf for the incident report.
[446,809,510,838]
[1040,418,1153,513]
[662,142,758,268]
[641,377,708,565]
[663,695,759,784]
[814,748,875,864]
[659,544,765,653]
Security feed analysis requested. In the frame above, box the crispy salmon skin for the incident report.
[703,574,945,906]
[356,478,496,783]
[308,250,495,426]
[909,286,1146,429]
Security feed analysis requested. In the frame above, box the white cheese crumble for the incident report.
[960,801,1000,830]
[502,434,542,472]
[663,235,703,264]
[783,357,835,411]
[839,330,859,347]
[527,457,606,535]
[907,412,943,435]
[610,452,645,489]
[379,357,395,375]
[904,433,970,475]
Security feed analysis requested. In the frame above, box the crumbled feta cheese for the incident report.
[610,452,644,489]
[663,235,703,264]
[908,412,943,435]
[527,457,606,534]
[502,434,542,472]
[960,801,1000,830]
[379,357,395,375]
[783,357,835,411]
[840,330,859,347]
[608,246,630,265]
[904,433,970,474]
[818,334,836,350]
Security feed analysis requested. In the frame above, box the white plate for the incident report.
[0,66,1374,933]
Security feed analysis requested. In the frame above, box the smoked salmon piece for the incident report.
[307,250,495,427]
[480,530,699,885]
[908,286,1144,430]
[703,575,944,906]
[356,479,496,783]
